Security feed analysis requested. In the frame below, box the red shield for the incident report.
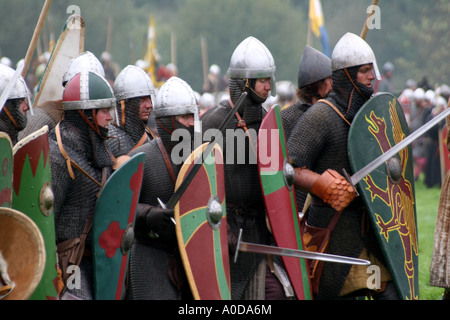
[175,143,230,300]
[258,105,312,300]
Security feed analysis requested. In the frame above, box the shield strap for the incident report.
[231,99,257,157]
[156,137,176,184]
[318,99,351,126]
[55,123,105,189]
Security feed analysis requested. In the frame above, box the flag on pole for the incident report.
[144,15,157,83]
[309,0,331,57]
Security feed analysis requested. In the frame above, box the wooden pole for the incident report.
[360,0,379,40]
[106,17,113,53]
[201,36,208,90]
[171,31,177,66]
[22,0,53,77]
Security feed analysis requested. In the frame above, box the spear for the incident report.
[360,0,379,40]
[22,0,53,78]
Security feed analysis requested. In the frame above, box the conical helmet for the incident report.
[62,71,115,111]
[0,63,31,101]
[153,76,199,119]
[298,45,331,88]
[113,65,156,105]
[0,207,46,300]
[62,51,105,86]
[331,32,381,80]
[153,76,200,133]
[228,36,276,95]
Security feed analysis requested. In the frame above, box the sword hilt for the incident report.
[342,168,359,197]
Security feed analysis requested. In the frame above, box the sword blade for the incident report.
[234,229,370,266]
[350,105,450,186]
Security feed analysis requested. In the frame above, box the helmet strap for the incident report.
[344,68,366,99]
[2,106,19,129]
[157,116,176,135]
[78,109,104,139]
[120,100,126,126]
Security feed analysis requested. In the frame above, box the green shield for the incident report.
[175,143,230,300]
[12,126,59,300]
[348,93,419,300]
[258,104,312,300]
[92,152,145,300]
[0,133,13,208]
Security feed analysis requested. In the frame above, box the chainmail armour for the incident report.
[106,98,153,157]
[18,100,64,140]
[286,66,387,299]
[201,78,274,300]
[125,118,192,300]
[281,98,313,212]
[49,110,114,300]
[0,99,27,145]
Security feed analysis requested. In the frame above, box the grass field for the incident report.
[415,175,445,300]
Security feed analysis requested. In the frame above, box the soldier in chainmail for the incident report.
[202,37,293,300]
[281,45,332,213]
[0,64,31,145]
[287,33,398,300]
[106,65,158,163]
[19,51,105,141]
[126,77,199,300]
[49,71,116,300]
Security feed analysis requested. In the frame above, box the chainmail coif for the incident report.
[106,98,149,156]
[286,65,386,299]
[0,99,27,145]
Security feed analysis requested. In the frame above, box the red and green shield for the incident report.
[348,93,419,300]
[258,104,312,300]
[12,126,59,300]
[0,133,13,208]
[175,143,230,300]
[92,152,145,300]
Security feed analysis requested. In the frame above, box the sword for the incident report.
[234,229,370,266]
[344,98,450,189]
[160,92,248,211]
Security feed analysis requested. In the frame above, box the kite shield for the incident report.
[258,104,312,300]
[92,152,145,300]
[175,143,230,300]
[0,133,13,208]
[348,93,419,300]
[12,126,58,300]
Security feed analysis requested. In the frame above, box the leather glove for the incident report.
[136,203,174,238]
[310,169,356,212]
